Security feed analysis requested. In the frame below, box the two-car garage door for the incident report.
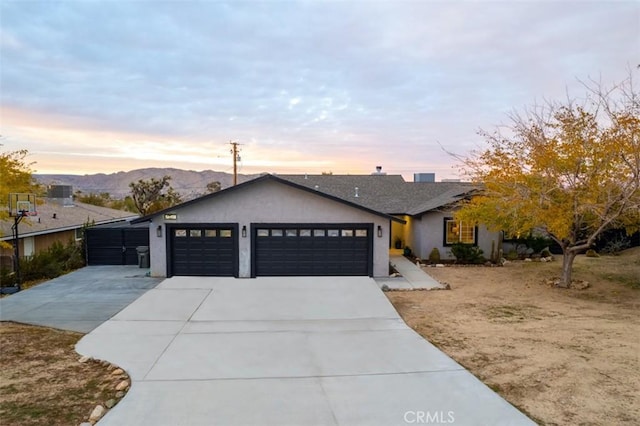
[252,224,373,276]
[167,223,373,277]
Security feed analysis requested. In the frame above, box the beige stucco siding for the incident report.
[148,179,391,277]
[1,229,77,259]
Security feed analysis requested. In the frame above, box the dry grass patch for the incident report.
[0,322,128,426]
[387,248,640,425]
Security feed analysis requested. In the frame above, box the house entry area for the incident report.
[251,223,373,277]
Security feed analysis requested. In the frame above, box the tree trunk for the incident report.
[559,250,577,288]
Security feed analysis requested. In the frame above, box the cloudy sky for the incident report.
[0,1,637,179]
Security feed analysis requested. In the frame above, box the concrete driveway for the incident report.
[77,276,534,426]
[0,266,162,333]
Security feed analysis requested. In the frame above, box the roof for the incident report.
[279,174,477,216]
[1,200,138,241]
[132,174,405,224]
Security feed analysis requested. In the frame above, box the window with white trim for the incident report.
[444,219,476,245]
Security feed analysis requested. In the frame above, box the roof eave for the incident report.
[132,174,399,224]
[0,217,137,241]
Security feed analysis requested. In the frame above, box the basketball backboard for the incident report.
[8,193,37,217]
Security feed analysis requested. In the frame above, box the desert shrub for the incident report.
[600,237,631,256]
[585,249,600,258]
[505,249,519,261]
[509,235,553,255]
[428,248,441,263]
[20,240,85,282]
[450,243,485,264]
[1,267,14,287]
[526,235,553,253]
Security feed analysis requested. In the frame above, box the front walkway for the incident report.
[77,276,534,426]
[384,252,445,290]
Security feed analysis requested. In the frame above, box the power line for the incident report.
[229,141,242,186]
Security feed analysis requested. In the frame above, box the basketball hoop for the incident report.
[9,193,37,218]
[7,193,38,290]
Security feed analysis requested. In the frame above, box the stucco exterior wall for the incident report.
[412,211,500,261]
[148,179,391,278]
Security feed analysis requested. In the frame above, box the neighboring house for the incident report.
[281,173,500,261]
[0,198,138,260]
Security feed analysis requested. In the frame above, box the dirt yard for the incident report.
[387,248,640,425]
[0,322,128,426]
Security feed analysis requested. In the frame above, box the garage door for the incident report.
[169,225,238,277]
[252,224,373,276]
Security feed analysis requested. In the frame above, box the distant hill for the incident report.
[35,168,264,200]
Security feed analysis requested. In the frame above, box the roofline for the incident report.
[406,187,481,216]
[132,174,405,224]
[0,217,138,241]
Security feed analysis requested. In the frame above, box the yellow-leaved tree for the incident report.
[456,74,640,288]
[0,149,41,248]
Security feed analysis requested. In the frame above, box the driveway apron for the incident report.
[0,266,161,333]
[77,276,535,426]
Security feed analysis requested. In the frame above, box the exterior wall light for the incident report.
[156,225,162,238]
[377,225,382,238]
[242,225,247,238]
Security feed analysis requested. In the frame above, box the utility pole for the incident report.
[230,141,241,186]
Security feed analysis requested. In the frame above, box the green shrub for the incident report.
[510,235,553,255]
[450,243,485,264]
[505,249,519,261]
[1,267,14,287]
[526,236,553,254]
[20,240,85,282]
[428,248,441,263]
[540,248,552,258]
[601,237,631,256]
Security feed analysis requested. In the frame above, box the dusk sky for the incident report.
[0,1,637,180]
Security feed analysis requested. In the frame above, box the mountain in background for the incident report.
[35,168,264,200]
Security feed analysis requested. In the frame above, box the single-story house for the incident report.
[133,173,498,279]
[0,198,138,260]
[132,174,403,278]
[281,173,500,261]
